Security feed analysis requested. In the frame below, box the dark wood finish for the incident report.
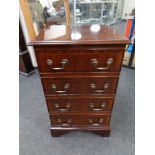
[41,72,120,78]
[36,50,124,73]
[46,97,114,112]
[50,127,111,137]
[30,25,129,137]
[41,77,119,95]
[50,114,111,126]
[19,52,35,76]
[19,21,34,76]
[19,22,27,52]
[29,25,130,45]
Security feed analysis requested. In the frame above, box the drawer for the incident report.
[46,97,114,112]
[36,51,124,73]
[50,114,111,127]
[42,77,118,95]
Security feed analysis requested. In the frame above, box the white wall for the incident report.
[39,0,50,7]
[19,5,38,67]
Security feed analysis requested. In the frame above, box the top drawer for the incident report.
[36,50,124,73]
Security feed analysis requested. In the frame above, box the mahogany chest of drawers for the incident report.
[30,25,129,137]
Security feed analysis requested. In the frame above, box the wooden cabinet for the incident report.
[36,50,124,72]
[19,21,34,76]
[30,25,129,137]
[46,97,114,112]
[41,77,119,95]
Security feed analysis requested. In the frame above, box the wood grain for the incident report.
[36,50,124,73]
[29,25,130,45]
[20,0,36,40]
[41,76,119,95]
[46,97,114,112]
[30,25,129,137]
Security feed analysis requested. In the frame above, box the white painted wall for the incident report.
[19,5,38,67]
[39,0,50,7]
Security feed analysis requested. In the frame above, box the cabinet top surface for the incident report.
[30,25,130,46]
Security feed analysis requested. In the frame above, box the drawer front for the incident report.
[50,115,111,127]
[36,51,124,73]
[42,77,118,95]
[46,97,114,112]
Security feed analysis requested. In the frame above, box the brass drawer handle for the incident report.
[91,58,113,70]
[47,59,68,71]
[57,119,72,127]
[51,84,70,93]
[89,103,106,111]
[88,118,104,126]
[90,83,109,93]
[55,103,71,111]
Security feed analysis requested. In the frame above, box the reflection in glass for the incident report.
[44,25,67,40]
[28,0,66,34]
[90,24,101,32]
[71,32,82,40]
[26,0,134,36]
[73,0,121,25]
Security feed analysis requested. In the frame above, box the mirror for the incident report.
[27,0,67,34]
[27,0,134,35]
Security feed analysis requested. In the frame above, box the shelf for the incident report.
[75,0,118,25]
[77,1,118,4]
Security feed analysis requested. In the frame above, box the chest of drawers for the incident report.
[30,25,129,137]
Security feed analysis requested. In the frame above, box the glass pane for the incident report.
[27,0,135,36]
[27,0,66,34]
[69,0,134,35]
